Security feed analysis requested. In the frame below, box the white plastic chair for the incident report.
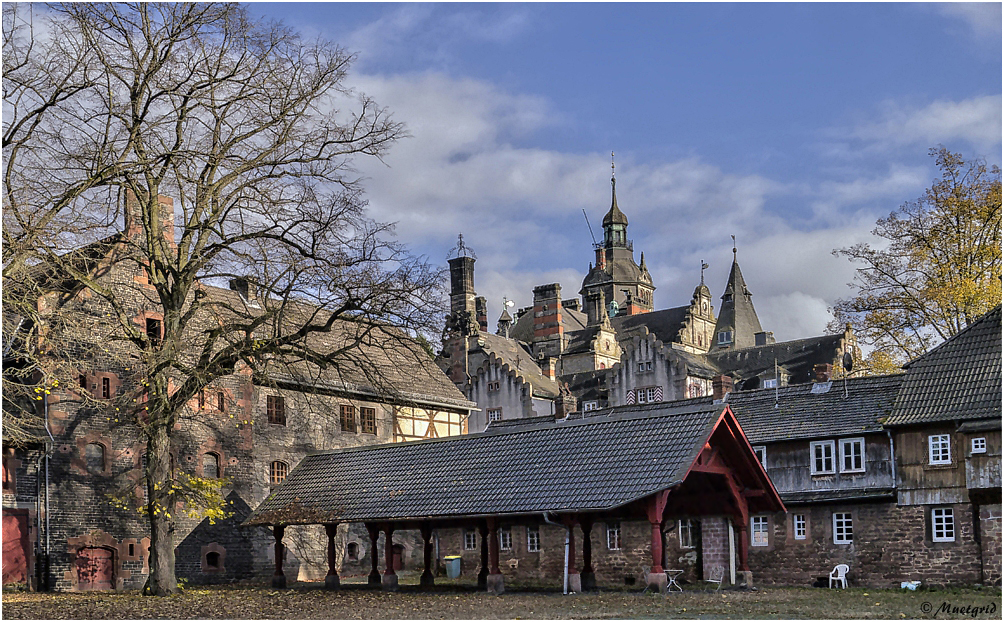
[829,564,849,588]
[704,565,725,592]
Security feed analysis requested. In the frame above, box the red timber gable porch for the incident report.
[244,402,783,593]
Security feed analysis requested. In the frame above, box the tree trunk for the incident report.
[144,424,178,595]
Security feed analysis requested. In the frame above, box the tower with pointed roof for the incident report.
[712,238,771,350]
[579,154,655,317]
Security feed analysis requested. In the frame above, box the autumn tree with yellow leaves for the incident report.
[830,147,1001,373]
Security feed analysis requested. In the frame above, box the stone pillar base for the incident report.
[567,573,582,593]
[477,571,488,590]
[487,573,505,594]
[737,570,753,589]
[382,573,399,591]
[325,574,340,590]
[420,573,435,587]
[646,572,668,593]
[271,574,287,589]
[368,572,382,587]
[580,572,596,592]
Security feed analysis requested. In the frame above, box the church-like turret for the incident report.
[579,154,655,316]
[713,238,766,350]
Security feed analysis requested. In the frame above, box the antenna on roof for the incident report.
[842,349,853,399]
[582,209,598,247]
[774,356,779,409]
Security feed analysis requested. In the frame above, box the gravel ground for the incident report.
[2,579,1000,619]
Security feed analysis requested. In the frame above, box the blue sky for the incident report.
[251,2,1001,342]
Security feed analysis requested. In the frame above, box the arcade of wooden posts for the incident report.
[245,402,784,593]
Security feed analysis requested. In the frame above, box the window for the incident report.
[638,362,645,372]
[217,391,225,413]
[205,551,220,569]
[101,377,111,399]
[718,330,733,344]
[79,374,88,390]
[128,543,135,557]
[929,434,951,465]
[793,514,807,540]
[839,438,865,473]
[972,437,987,454]
[266,395,285,425]
[932,508,955,542]
[202,452,220,479]
[346,542,360,561]
[635,387,661,404]
[464,530,478,551]
[607,522,622,550]
[487,409,502,423]
[340,405,357,433]
[751,516,769,546]
[679,519,694,548]
[637,361,653,372]
[269,461,288,485]
[810,440,835,474]
[498,528,512,551]
[526,527,540,552]
[582,401,598,412]
[198,390,206,410]
[85,443,105,473]
[832,513,852,544]
[753,446,767,468]
[763,378,778,389]
[360,407,377,434]
[146,318,162,345]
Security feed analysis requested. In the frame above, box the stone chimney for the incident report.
[448,255,477,319]
[585,290,610,328]
[814,363,833,383]
[712,375,734,401]
[475,296,488,332]
[554,383,577,419]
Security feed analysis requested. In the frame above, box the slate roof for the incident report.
[886,305,1002,426]
[724,374,905,444]
[245,403,735,525]
[474,331,560,398]
[706,333,846,385]
[611,305,690,344]
[713,259,763,350]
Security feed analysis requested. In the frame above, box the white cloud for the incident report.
[848,95,1002,155]
[935,3,1003,44]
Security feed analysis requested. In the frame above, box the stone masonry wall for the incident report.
[979,504,1001,586]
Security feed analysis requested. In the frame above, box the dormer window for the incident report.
[718,330,733,344]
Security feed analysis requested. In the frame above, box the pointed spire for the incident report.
[731,234,737,263]
[602,151,628,227]
[640,251,646,270]
[714,237,763,350]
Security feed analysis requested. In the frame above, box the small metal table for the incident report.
[665,569,685,592]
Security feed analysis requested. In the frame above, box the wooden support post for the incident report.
[324,523,340,589]
[366,522,381,587]
[486,517,504,594]
[382,523,398,591]
[271,525,286,588]
[477,521,488,590]
[420,522,435,588]
[580,516,596,591]
[645,491,670,592]
[735,518,752,587]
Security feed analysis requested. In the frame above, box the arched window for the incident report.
[202,453,220,479]
[205,551,221,569]
[85,443,105,473]
[269,461,288,485]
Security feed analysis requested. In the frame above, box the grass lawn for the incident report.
[3,579,1001,620]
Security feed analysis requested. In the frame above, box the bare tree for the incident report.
[4,3,443,595]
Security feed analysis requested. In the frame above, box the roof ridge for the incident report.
[903,304,1002,368]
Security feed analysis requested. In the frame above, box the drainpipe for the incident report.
[42,389,54,591]
[886,429,897,489]
[542,512,570,594]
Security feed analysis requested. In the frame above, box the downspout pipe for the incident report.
[886,429,897,489]
[542,512,570,595]
[42,389,55,591]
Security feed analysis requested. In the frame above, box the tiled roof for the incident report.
[725,374,904,444]
[706,333,845,385]
[886,305,1002,426]
[245,403,731,525]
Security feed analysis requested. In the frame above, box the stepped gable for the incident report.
[726,374,906,444]
[474,331,560,398]
[886,305,1002,426]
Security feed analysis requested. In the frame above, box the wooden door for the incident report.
[76,547,115,591]
[2,509,30,585]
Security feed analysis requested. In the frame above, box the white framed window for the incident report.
[932,508,955,542]
[839,437,865,473]
[582,401,598,412]
[793,514,806,540]
[646,361,652,371]
[679,519,694,548]
[972,437,987,454]
[606,523,622,550]
[929,434,951,465]
[763,378,778,389]
[751,516,769,546]
[718,330,733,344]
[487,409,502,423]
[833,513,853,544]
[753,446,767,468]
[810,440,835,474]
[498,528,512,551]
[638,362,645,372]
[526,527,540,552]
[464,530,478,551]
[636,386,661,404]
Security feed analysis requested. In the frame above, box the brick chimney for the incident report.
[814,363,833,382]
[125,191,176,247]
[532,283,565,359]
[594,246,607,271]
[712,375,734,401]
[475,296,488,332]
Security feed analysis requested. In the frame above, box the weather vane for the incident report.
[446,233,476,260]
[701,260,709,285]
